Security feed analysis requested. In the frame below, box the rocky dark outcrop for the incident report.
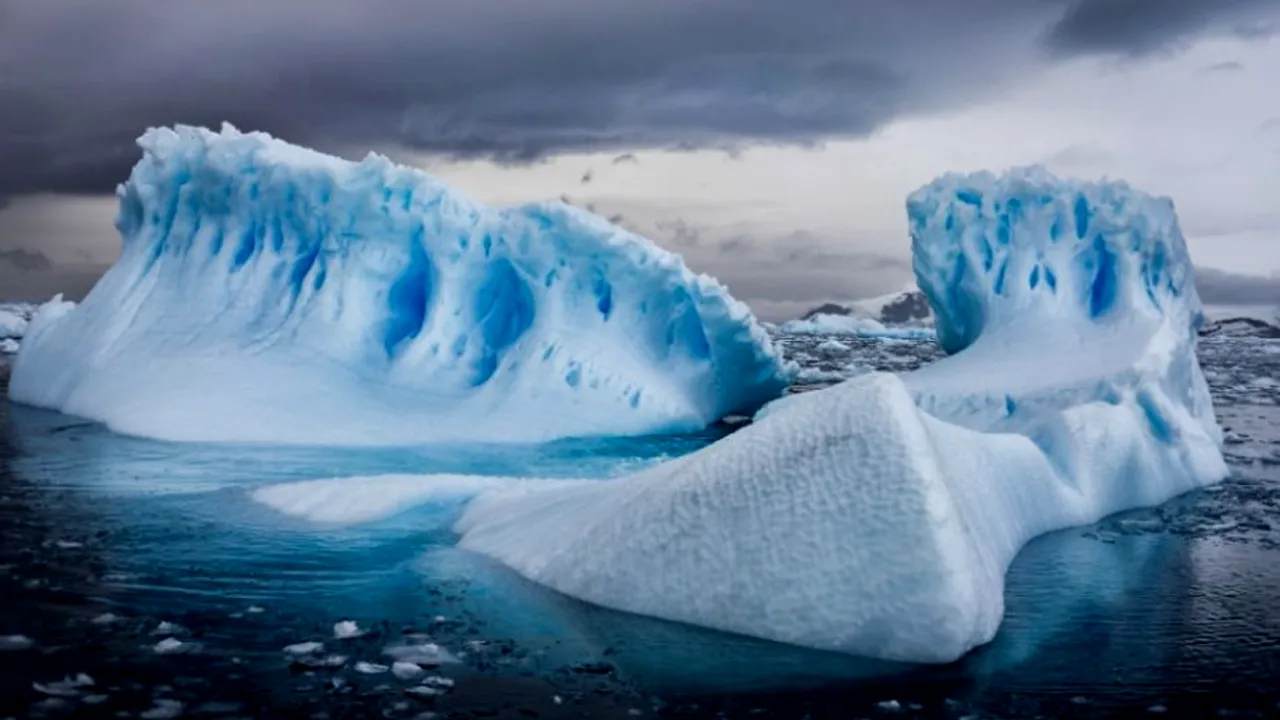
[878,291,932,324]
[800,303,852,320]
[1200,317,1280,339]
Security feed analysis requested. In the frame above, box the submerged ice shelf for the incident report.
[442,168,1228,663]
[8,125,788,445]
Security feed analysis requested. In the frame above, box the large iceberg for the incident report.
[8,125,788,445]
[448,168,1227,663]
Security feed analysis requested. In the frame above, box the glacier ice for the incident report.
[447,167,1227,663]
[7,125,788,445]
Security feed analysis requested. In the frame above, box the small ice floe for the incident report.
[246,606,265,614]
[90,613,119,625]
[300,654,348,669]
[404,686,442,698]
[0,634,34,651]
[33,673,95,696]
[153,638,189,655]
[31,697,72,715]
[140,698,184,719]
[333,620,364,639]
[54,540,84,549]
[81,694,109,705]
[151,621,185,635]
[283,641,325,656]
[354,661,389,674]
[421,676,454,689]
[383,641,458,666]
[392,662,425,681]
[876,699,902,712]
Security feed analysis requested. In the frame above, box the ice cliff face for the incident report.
[8,125,789,445]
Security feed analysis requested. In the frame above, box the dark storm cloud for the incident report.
[5,0,1278,197]
[1043,0,1280,56]
[1195,267,1280,305]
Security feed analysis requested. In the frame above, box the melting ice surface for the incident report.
[8,124,788,445]
[259,167,1227,664]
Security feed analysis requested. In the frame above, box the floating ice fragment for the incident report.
[140,699,184,720]
[283,641,325,655]
[383,642,458,666]
[0,635,34,651]
[392,662,424,681]
[90,613,119,625]
[153,638,187,655]
[354,661,389,674]
[33,674,94,697]
[31,697,72,715]
[877,700,902,712]
[246,606,265,614]
[333,620,363,639]
[405,686,441,698]
[151,621,184,635]
[81,695,109,705]
[421,676,454,689]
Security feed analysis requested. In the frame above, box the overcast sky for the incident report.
[2,0,1279,319]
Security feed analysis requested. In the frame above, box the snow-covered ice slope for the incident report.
[8,125,788,445]
[452,167,1227,663]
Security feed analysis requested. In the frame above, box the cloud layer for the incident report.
[3,0,1277,195]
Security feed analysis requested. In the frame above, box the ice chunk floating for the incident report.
[8,125,787,444]
[449,167,1227,663]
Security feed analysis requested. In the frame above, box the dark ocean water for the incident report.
[2,332,1279,720]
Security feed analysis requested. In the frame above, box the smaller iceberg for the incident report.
[8,125,788,445]
[779,313,935,340]
[449,167,1227,663]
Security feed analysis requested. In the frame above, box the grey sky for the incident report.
[2,0,1280,318]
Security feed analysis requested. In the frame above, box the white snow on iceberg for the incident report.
[449,167,1227,663]
[8,125,788,445]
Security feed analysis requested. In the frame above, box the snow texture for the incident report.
[450,167,1227,663]
[7,124,788,445]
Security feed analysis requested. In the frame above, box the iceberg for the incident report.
[449,167,1227,663]
[8,125,788,445]
[779,313,935,340]
[0,303,32,341]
